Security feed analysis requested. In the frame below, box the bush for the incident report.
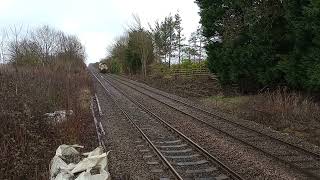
[110,59,121,74]
[148,62,170,79]
[0,61,96,179]
[171,60,208,70]
[196,0,320,92]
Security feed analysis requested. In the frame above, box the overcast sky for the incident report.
[0,0,200,64]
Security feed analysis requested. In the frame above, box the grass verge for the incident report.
[201,89,320,146]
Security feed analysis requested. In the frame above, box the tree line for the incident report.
[196,0,320,92]
[0,25,86,66]
[101,13,206,77]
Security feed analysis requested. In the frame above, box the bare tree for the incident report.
[7,25,26,66]
[4,25,86,66]
[56,31,86,62]
[31,25,58,64]
[0,29,8,63]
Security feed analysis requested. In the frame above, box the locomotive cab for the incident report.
[99,63,108,73]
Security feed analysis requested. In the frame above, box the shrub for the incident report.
[0,61,95,179]
[196,0,320,92]
[171,60,208,70]
[110,59,122,74]
[148,62,170,79]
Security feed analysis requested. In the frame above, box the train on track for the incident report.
[98,63,109,73]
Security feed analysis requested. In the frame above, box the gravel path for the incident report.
[105,74,316,180]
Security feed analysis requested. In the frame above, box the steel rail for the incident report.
[112,74,320,157]
[92,69,244,180]
[105,74,320,179]
[114,74,320,159]
[91,71,184,180]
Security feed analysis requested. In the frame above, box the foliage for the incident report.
[104,17,154,77]
[187,27,206,62]
[196,0,320,92]
[174,13,185,63]
[149,13,207,66]
[101,58,122,74]
[103,13,208,77]
[149,14,177,66]
[148,62,171,78]
[171,59,208,69]
[109,59,121,74]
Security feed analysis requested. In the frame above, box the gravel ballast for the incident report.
[105,74,318,180]
[116,74,320,154]
[93,77,165,179]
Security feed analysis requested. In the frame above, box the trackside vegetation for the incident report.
[195,0,320,92]
[0,25,97,179]
[99,3,320,147]
[101,14,207,77]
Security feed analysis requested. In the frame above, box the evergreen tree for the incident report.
[163,15,176,67]
[150,21,166,63]
[150,14,178,67]
[174,12,185,64]
[189,31,198,62]
[196,0,320,92]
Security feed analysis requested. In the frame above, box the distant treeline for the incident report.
[0,25,86,66]
[196,0,320,92]
[101,14,207,77]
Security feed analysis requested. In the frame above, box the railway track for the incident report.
[103,73,320,179]
[91,69,244,180]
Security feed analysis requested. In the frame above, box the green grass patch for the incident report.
[201,95,250,113]
[206,95,249,105]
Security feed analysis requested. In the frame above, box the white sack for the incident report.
[50,145,110,180]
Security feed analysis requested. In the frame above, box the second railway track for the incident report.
[102,73,320,179]
[91,69,244,180]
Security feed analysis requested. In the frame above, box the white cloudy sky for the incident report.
[0,0,200,64]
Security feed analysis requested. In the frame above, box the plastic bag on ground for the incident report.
[50,145,110,180]
[76,169,111,180]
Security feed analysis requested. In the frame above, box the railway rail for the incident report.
[91,69,244,180]
[103,73,320,179]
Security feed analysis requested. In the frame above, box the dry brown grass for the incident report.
[201,88,320,146]
[247,89,320,144]
[0,61,97,179]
